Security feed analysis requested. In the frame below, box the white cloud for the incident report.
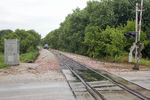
[0,0,89,38]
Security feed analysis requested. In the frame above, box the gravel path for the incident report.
[35,49,60,71]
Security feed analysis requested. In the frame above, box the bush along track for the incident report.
[20,50,40,63]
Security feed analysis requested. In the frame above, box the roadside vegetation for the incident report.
[0,29,41,68]
[0,0,150,68]
[0,53,9,68]
[134,58,150,66]
[43,0,150,66]
[20,50,40,63]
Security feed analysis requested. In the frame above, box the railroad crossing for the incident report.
[0,49,150,100]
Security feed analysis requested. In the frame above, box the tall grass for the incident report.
[120,56,150,66]
[20,50,39,63]
[133,58,150,66]
[101,55,150,66]
[0,50,39,69]
[0,53,9,68]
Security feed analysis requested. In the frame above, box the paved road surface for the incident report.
[0,81,75,100]
[111,71,150,90]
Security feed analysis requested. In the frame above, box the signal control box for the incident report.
[4,39,20,66]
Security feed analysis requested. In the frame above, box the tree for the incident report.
[85,0,115,28]
[84,25,101,57]
[43,0,150,59]
[0,29,41,53]
[0,29,13,38]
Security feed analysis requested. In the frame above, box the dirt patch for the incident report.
[0,63,38,76]
[0,49,61,75]
[0,49,64,83]
[35,49,60,71]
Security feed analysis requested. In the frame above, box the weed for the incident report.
[0,53,9,68]
[20,50,39,63]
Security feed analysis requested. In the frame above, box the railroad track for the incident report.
[51,50,150,100]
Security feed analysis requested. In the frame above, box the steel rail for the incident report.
[52,50,106,100]
[52,50,150,100]
[66,64,106,100]
[67,55,150,100]
[84,65,150,100]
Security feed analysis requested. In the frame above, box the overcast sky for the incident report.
[0,0,90,38]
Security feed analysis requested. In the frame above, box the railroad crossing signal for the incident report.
[124,31,136,39]
[127,1,144,70]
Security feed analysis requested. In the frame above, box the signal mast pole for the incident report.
[134,3,138,70]
[138,0,144,41]
[133,0,144,70]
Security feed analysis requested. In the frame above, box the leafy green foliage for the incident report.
[0,29,13,52]
[20,50,39,63]
[0,29,13,38]
[85,0,115,28]
[0,53,9,69]
[0,29,41,67]
[43,0,150,60]
[84,26,102,57]
[104,26,126,57]
[0,29,41,53]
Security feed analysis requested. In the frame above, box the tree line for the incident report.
[0,29,41,54]
[43,0,150,60]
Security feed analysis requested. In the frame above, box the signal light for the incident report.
[124,31,136,39]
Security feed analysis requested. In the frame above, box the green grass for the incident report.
[100,55,150,66]
[117,56,150,66]
[0,50,39,69]
[133,58,150,66]
[20,50,39,63]
[0,53,9,69]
